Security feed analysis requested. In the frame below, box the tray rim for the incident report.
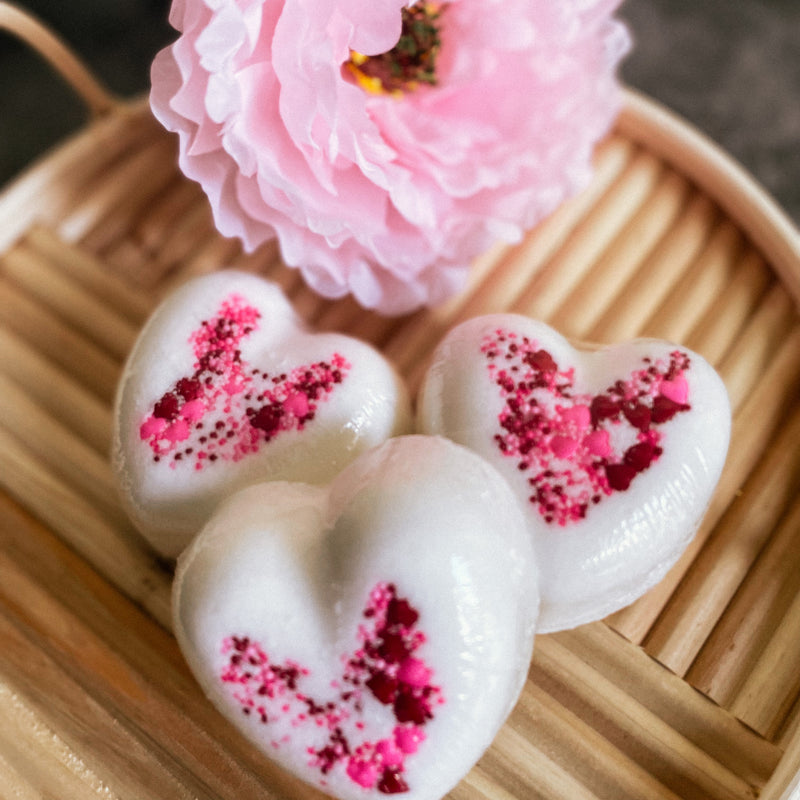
[617,89,800,308]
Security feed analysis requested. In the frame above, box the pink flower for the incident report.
[151,0,630,315]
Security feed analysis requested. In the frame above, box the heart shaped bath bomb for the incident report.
[112,271,411,558]
[417,314,731,633]
[174,435,538,800]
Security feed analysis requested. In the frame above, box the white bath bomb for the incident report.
[113,271,411,558]
[417,314,731,632]
[174,435,539,800]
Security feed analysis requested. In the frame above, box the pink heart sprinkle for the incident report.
[180,399,205,422]
[282,391,310,418]
[394,725,424,755]
[375,738,405,767]
[660,374,689,404]
[163,419,190,444]
[549,435,579,459]
[397,658,432,688]
[583,429,612,458]
[139,416,166,440]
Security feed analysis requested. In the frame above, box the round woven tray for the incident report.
[1,5,799,799]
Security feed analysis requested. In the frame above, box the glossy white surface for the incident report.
[418,314,731,632]
[174,435,539,800]
[113,271,411,558]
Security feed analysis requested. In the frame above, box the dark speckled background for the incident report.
[1,1,799,224]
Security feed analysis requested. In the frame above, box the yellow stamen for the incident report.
[345,3,443,97]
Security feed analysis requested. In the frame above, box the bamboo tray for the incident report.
[1,5,800,799]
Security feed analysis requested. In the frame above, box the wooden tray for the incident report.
[1,5,799,799]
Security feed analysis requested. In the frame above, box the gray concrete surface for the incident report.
[620,0,800,224]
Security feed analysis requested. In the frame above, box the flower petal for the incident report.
[151,0,630,314]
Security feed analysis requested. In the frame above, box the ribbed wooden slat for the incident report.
[642,405,800,675]
[0,373,123,523]
[477,725,603,800]
[0,678,122,800]
[683,246,772,363]
[511,684,687,800]
[1,244,138,360]
[549,169,691,340]
[687,495,800,708]
[715,283,798,409]
[0,428,171,630]
[730,588,800,739]
[0,646,192,800]
[531,637,763,800]
[130,200,220,287]
[59,134,176,246]
[778,703,800,751]
[0,325,113,452]
[119,176,202,259]
[0,46,799,800]
[513,148,665,322]
[25,225,153,324]
[0,279,120,402]
[555,624,781,787]
[589,192,720,343]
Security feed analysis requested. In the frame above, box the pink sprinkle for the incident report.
[223,377,246,396]
[394,725,425,754]
[559,404,591,429]
[282,391,310,418]
[346,758,378,788]
[550,435,578,459]
[583,429,612,458]
[660,374,689,404]
[375,738,404,767]
[397,657,432,688]
[139,416,166,440]
[180,399,205,422]
[164,418,190,443]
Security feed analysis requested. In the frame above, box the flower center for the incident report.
[347,4,443,96]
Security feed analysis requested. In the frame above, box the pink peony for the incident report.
[151,0,630,315]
